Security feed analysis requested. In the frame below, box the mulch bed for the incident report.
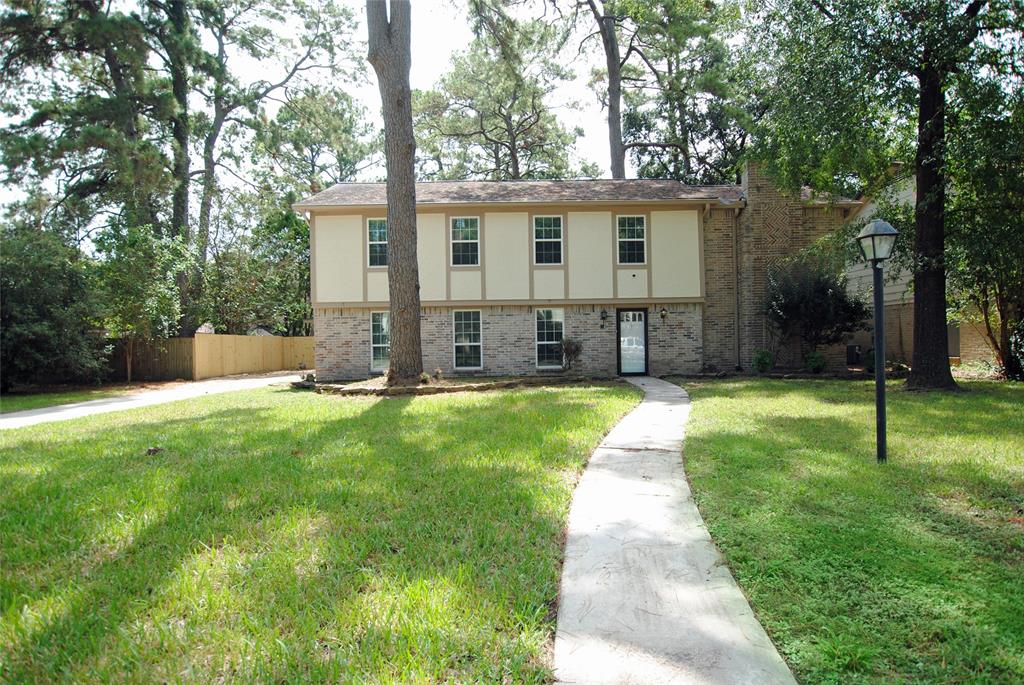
[314,374,612,397]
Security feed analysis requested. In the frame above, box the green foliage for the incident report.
[0,203,107,391]
[94,222,191,380]
[804,350,826,374]
[945,77,1024,379]
[766,256,869,356]
[752,350,772,374]
[199,198,312,336]
[252,86,376,197]
[413,21,597,180]
[617,0,747,183]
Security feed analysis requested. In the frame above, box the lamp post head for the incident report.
[857,219,899,263]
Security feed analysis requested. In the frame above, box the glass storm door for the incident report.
[618,310,647,374]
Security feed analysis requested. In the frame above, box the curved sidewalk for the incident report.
[553,376,795,685]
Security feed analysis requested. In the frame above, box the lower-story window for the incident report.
[371,311,390,371]
[536,308,564,368]
[453,310,482,369]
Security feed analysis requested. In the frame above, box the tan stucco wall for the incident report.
[313,215,363,302]
[567,211,614,299]
[417,213,447,301]
[483,212,529,300]
[651,210,702,297]
[310,203,705,307]
[534,269,565,299]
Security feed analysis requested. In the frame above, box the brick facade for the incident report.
[315,303,702,380]
[314,164,855,380]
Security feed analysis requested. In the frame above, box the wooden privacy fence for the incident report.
[108,334,314,381]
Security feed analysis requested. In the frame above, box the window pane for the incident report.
[455,345,481,368]
[451,218,479,241]
[368,219,388,242]
[371,312,390,370]
[369,243,388,266]
[452,241,479,266]
[453,311,481,368]
[535,240,561,264]
[537,343,562,367]
[619,239,645,264]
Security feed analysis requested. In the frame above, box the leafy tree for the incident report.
[1,1,172,233]
[253,86,376,196]
[617,0,746,183]
[367,0,423,384]
[94,222,191,383]
[946,78,1024,379]
[0,199,108,392]
[749,0,1021,390]
[765,256,870,364]
[414,23,597,180]
[198,198,312,336]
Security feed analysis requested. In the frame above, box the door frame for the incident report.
[616,307,649,376]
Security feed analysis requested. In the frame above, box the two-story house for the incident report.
[295,164,858,380]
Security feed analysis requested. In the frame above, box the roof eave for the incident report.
[293,197,747,212]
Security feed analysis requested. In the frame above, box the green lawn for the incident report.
[0,383,640,683]
[681,378,1024,684]
[0,387,129,414]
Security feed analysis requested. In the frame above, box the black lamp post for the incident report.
[856,219,899,463]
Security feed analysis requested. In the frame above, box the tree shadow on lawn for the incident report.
[0,386,630,682]
[682,381,1024,681]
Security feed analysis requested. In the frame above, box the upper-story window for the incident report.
[617,215,646,264]
[368,218,388,267]
[451,217,480,266]
[534,216,563,265]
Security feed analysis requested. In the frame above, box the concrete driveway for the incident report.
[0,372,302,430]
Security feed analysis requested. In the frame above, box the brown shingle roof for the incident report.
[293,179,747,209]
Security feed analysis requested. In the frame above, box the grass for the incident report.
[0,387,130,414]
[680,378,1024,684]
[0,382,640,683]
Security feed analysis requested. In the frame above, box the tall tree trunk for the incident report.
[589,1,625,178]
[163,0,194,336]
[907,61,957,390]
[367,0,423,384]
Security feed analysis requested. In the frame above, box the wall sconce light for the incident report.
[659,307,668,320]
[600,309,608,321]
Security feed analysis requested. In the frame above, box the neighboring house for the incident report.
[844,180,994,366]
[295,164,858,380]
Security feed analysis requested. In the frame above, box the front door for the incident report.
[617,309,648,375]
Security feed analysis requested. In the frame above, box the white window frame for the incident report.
[367,217,388,268]
[535,308,565,369]
[616,214,647,266]
[533,215,563,266]
[452,309,483,370]
[370,311,390,372]
[450,216,481,267]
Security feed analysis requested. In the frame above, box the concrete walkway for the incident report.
[0,372,301,430]
[553,376,795,685]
